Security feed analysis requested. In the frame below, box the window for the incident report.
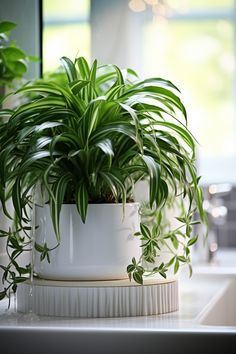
[142,0,235,184]
[42,0,236,184]
[42,0,90,73]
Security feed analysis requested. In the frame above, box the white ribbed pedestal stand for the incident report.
[17,277,178,318]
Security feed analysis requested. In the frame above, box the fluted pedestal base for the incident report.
[17,277,178,318]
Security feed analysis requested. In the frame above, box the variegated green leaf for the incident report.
[60,56,77,82]
[76,183,88,223]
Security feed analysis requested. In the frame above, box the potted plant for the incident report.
[0,56,206,301]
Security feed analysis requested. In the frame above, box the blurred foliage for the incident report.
[0,21,37,86]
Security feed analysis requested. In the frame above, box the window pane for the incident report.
[166,0,233,12]
[43,0,90,20]
[43,24,90,72]
[43,0,91,72]
[143,17,236,183]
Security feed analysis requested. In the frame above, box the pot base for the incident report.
[17,277,178,318]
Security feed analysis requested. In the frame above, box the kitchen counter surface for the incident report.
[1,252,236,353]
[0,274,229,331]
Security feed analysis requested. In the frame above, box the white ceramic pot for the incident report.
[34,203,141,281]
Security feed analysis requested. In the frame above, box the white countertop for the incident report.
[0,271,233,332]
[1,251,236,353]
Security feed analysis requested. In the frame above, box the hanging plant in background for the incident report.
[0,20,38,115]
[0,21,32,86]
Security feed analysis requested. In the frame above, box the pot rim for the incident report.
[35,202,140,207]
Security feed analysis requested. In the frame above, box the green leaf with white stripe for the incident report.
[60,56,77,82]
[76,183,88,223]
[141,154,160,207]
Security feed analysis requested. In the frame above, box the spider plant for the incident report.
[0,56,206,299]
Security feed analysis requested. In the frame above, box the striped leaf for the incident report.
[96,139,114,160]
[69,80,90,95]
[60,56,78,82]
[76,56,90,80]
[141,154,160,208]
[100,171,126,204]
[76,183,88,223]
[12,178,22,221]
[50,173,72,241]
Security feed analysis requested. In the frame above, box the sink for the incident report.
[199,278,236,327]
[187,248,236,327]
[194,249,236,276]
